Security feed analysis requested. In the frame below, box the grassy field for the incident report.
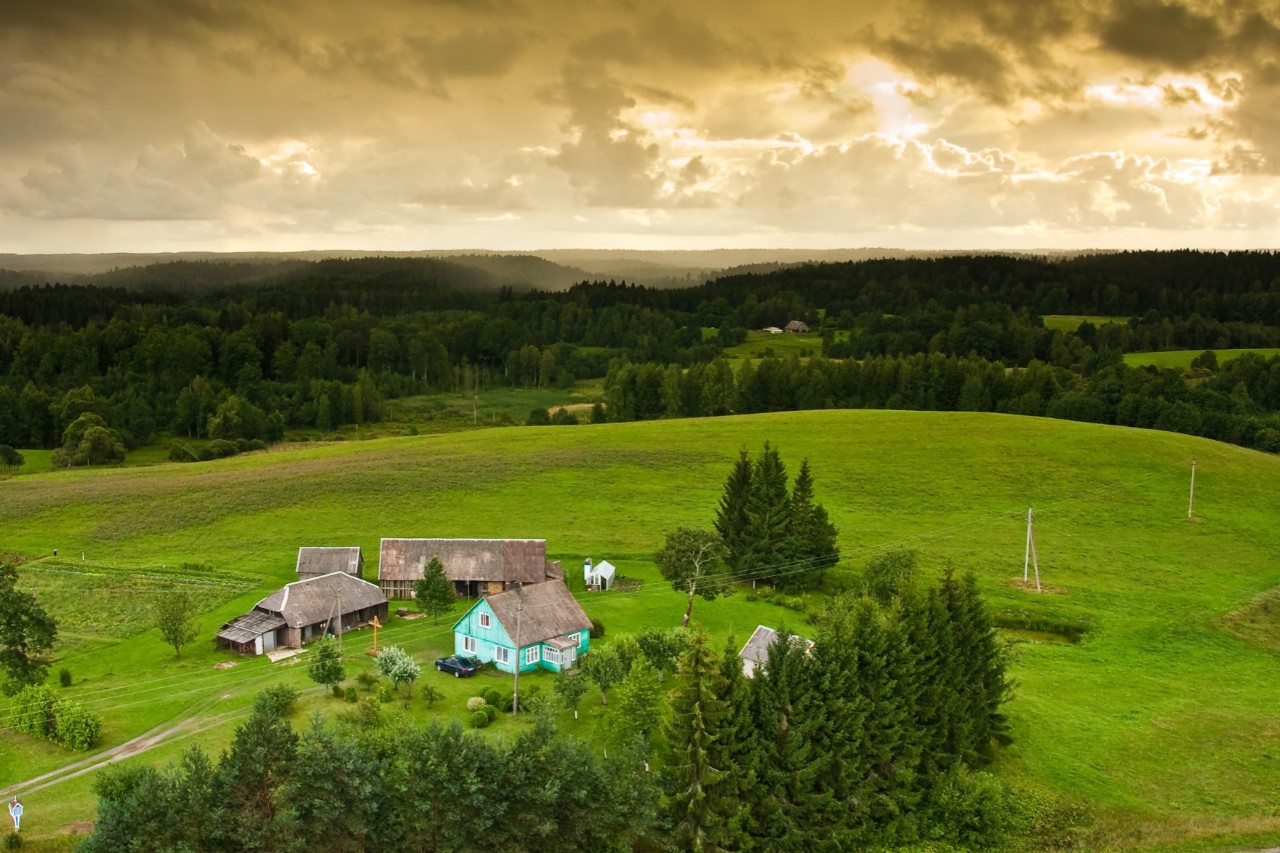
[722,329,825,360]
[1123,348,1280,370]
[3,411,1280,851]
[1043,314,1131,333]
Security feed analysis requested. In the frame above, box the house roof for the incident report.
[784,320,810,331]
[483,580,591,646]
[738,625,813,667]
[591,560,616,578]
[296,546,363,577]
[379,538,548,584]
[218,611,286,644]
[256,572,387,628]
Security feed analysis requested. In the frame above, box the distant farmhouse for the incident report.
[296,546,363,580]
[784,319,810,333]
[378,538,562,599]
[217,572,388,656]
[738,625,814,678]
[452,579,591,673]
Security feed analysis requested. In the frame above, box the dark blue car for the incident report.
[435,655,479,677]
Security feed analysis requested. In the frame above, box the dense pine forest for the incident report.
[3,250,1280,457]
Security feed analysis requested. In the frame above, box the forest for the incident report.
[3,250,1280,457]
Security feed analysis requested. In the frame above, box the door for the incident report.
[263,630,277,652]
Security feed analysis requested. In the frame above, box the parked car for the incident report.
[435,655,479,677]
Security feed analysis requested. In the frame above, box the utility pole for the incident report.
[512,594,524,716]
[1024,507,1041,593]
[1188,458,1197,520]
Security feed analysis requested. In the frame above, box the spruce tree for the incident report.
[744,442,791,585]
[413,556,456,619]
[780,458,840,589]
[954,572,1012,763]
[714,449,755,575]
[664,631,737,852]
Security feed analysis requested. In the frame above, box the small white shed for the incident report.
[583,558,617,591]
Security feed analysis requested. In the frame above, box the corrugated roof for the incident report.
[378,538,548,584]
[484,580,591,646]
[738,624,813,667]
[296,546,363,577]
[256,572,387,628]
[218,611,286,644]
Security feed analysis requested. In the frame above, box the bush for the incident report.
[331,684,344,698]
[466,696,488,712]
[345,687,359,703]
[54,699,102,751]
[59,668,72,688]
[482,688,502,706]
[167,441,198,463]
[925,765,1016,848]
[526,408,552,426]
[482,703,498,722]
[6,832,23,849]
[13,685,58,739]
[254,684,299,718]
[550,407,579,425]
[470,709,491,728]
[375,683,395,704]
[355,672,378,691]
[589,618,606,639]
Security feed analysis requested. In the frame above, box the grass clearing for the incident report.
[1043,314,1130,333]
[3,410,1280,850]
[1123,348,1280,370]
[722,329,825,360]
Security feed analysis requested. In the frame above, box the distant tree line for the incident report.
[5,252,1280,452]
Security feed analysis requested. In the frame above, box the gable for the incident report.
[454,598,514,648]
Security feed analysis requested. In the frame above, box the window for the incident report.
[544,648,561,665]
[496,646,510,664]
[463,636,476,654]
[566,632,579,645]
[524,646,539,665]
[479,612,490,628]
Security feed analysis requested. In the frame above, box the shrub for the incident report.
[355,672,378,691]
[589,618,606,639]
[482,704,498,722]
[526,408,552,426]
[375,683,395,704]
[482,688,502,706]
[467,696,488,712]
[254,684,299,718]
[470,709,491,728]
[167,442,198,463]
[331,684,344,698]
[925,765,1016,848]
[550,407,578,425]
[345,687,359,703]
[54,699,102,751]
[6,832,23,849]
[13,685,58,739]
[59,668,72,688]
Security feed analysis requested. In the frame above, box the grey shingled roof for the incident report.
[256,572,387,628]
[218,611,286,644]
[296,546,363,577]
[378,538,548,585]
[738,625,813,667]
[483,580,591,646]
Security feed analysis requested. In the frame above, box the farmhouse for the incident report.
[738,625,814,678]
[217,572,388,656]
[452,579,590,673]
[378,537,561,599]
[296,546,363,579]
[784,319,810,333]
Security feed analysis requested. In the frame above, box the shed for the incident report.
[452,580,591,673]
[738,625,814,678]
[762,326,784,334]
[784,320,810,333]
[296,546,363,579]
[378,538,556,599]
[583,558,616,590]
[217,572,388,655]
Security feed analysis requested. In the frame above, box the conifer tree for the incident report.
[610,659,664,744]
[952,572,1012,764]
[744,442,791,584]
[714,449,755,574]
[413,556,456,619]
[663,631,737,852]
[780,458,840,589]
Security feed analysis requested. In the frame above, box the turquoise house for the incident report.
[452,579,591,673]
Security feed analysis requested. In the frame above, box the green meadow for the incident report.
[1042,314,1131,333]
[1123,348,1280,370]
[721,329,825,360]
[4,410,1280,851]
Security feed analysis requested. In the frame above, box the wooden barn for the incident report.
[217,572,388,656]
[452,580,591,674]
[295,546,364,580]
[377,537,561,599]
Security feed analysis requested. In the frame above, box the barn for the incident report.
[377,537,560,599]
[217,571,388,655]
[296,546,364,580]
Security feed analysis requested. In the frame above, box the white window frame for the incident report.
[566,632,579,645]
[479,612,491,628]
[463,636,476,654]
[524,646,539,665]
[544,648,562,665]
[495,646,510,664]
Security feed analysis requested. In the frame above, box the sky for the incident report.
[2,0,1280,254]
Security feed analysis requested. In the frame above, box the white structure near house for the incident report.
[583,558,616,590]
[738,624,814,678]
[762,326,784,334]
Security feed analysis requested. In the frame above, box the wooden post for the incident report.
[1188,459,1197,520]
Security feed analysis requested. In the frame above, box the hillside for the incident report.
[3,410,1280,851]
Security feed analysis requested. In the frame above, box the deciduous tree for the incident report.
[154,589,199,659]
[654,527,731,628]
[0,563,58,694]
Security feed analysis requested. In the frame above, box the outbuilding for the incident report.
[738,624,814,678]
[378,537,560,599]
[583,557,616,590]
[296,546,364,580]
[217,571,388,655]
